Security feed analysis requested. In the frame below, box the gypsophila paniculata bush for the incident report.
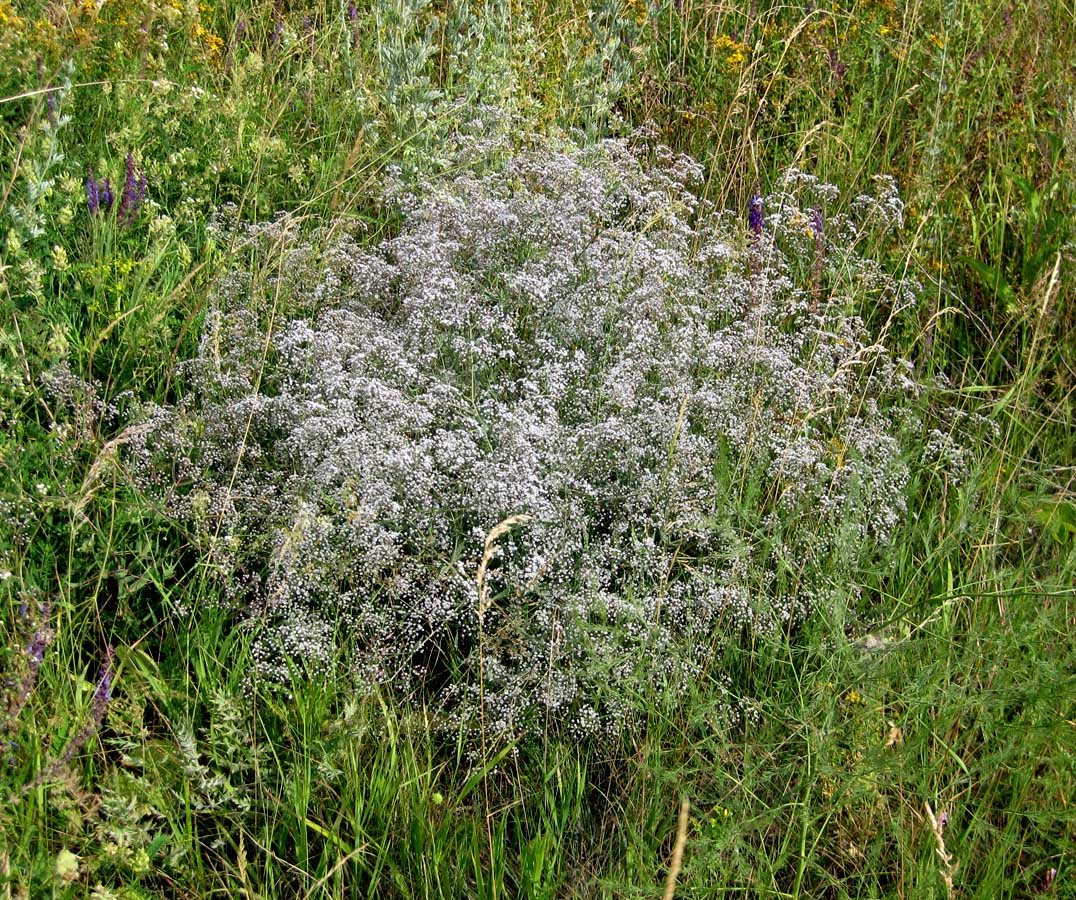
[125,134,964,746]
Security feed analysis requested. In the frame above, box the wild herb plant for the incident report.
[1,1,1073,896]
[125,135,967,746]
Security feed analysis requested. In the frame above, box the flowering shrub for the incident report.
[127,136,944,744]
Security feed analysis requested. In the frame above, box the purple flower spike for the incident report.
[27,635,47,666]
[828,48,848,80]
[91,647,115,726]
[118,153,147,226]
[348,0,358,20]
[749,193,764,237]
[86,171,100,215]
[100,177,114,213]
[811,206,824,237]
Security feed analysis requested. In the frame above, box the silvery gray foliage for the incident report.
[127,136,935,744]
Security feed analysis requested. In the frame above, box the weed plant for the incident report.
[120,136,970,750]
[0,0,1073,897]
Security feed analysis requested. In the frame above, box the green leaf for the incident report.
[961,256,1016,309]
[1029,497,1076,544]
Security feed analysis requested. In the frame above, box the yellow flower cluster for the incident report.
[85,256,140,281]
[0,1,26,30]
[0,0,223,60]
[712,33,748,73]
[84,256,143,316]
[624,0,648,27]
[191,21,223,59]
[0,1,34,72]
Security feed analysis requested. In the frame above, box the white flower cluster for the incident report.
[127,136,942,743]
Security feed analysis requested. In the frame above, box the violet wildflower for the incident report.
[91,647,114,726]
[828,48,848,80]
[5,603,51,729]
[88,169,118,218]
[86,171,100,216]
[304,15,315,51]
[749,192,764,237]
[271,0,284,45]
[811,206,824,237]
[226,18,246,73]
[15,626,50,712]
[1043,868,1057,892]
[53,646,115,769]
[118,153,147,226]
[27,634,46,667]
[100,177,114,213]
[348,0,360,47]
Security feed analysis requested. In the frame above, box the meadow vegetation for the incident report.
[0,0,1073,897]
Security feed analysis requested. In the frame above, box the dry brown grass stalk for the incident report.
[924,800,958,899]
[73,422,155,523]
[662,797,691,900]
[476,514,532,625]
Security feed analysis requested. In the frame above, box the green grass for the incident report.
[1,0,1074,896]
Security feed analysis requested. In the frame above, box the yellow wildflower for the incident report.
[625,0,647,26]
[712,33,748,72]
[0,1,26,30]
[192,22,224,60]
